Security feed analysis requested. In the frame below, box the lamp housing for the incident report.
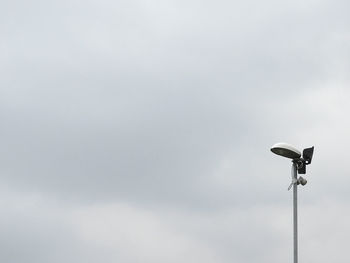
[270,143,301,159]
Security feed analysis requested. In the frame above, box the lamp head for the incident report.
[270,143,301,159]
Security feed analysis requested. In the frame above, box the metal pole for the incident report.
[292,163,298,263]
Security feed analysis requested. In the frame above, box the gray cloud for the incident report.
[1,0,350,262]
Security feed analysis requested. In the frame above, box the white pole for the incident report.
[292,163,298,263]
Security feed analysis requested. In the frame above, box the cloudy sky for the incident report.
[1,0,350,262]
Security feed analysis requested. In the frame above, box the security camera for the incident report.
[297,176,307,186]
[296,146,314,174]
[303,147,314,165]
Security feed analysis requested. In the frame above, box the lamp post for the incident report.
[270,143,314,263]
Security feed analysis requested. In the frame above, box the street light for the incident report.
[270,142,314,263]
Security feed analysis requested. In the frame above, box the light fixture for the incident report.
[270,142,314,263]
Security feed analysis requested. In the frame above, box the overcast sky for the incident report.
[1,0,350,262]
